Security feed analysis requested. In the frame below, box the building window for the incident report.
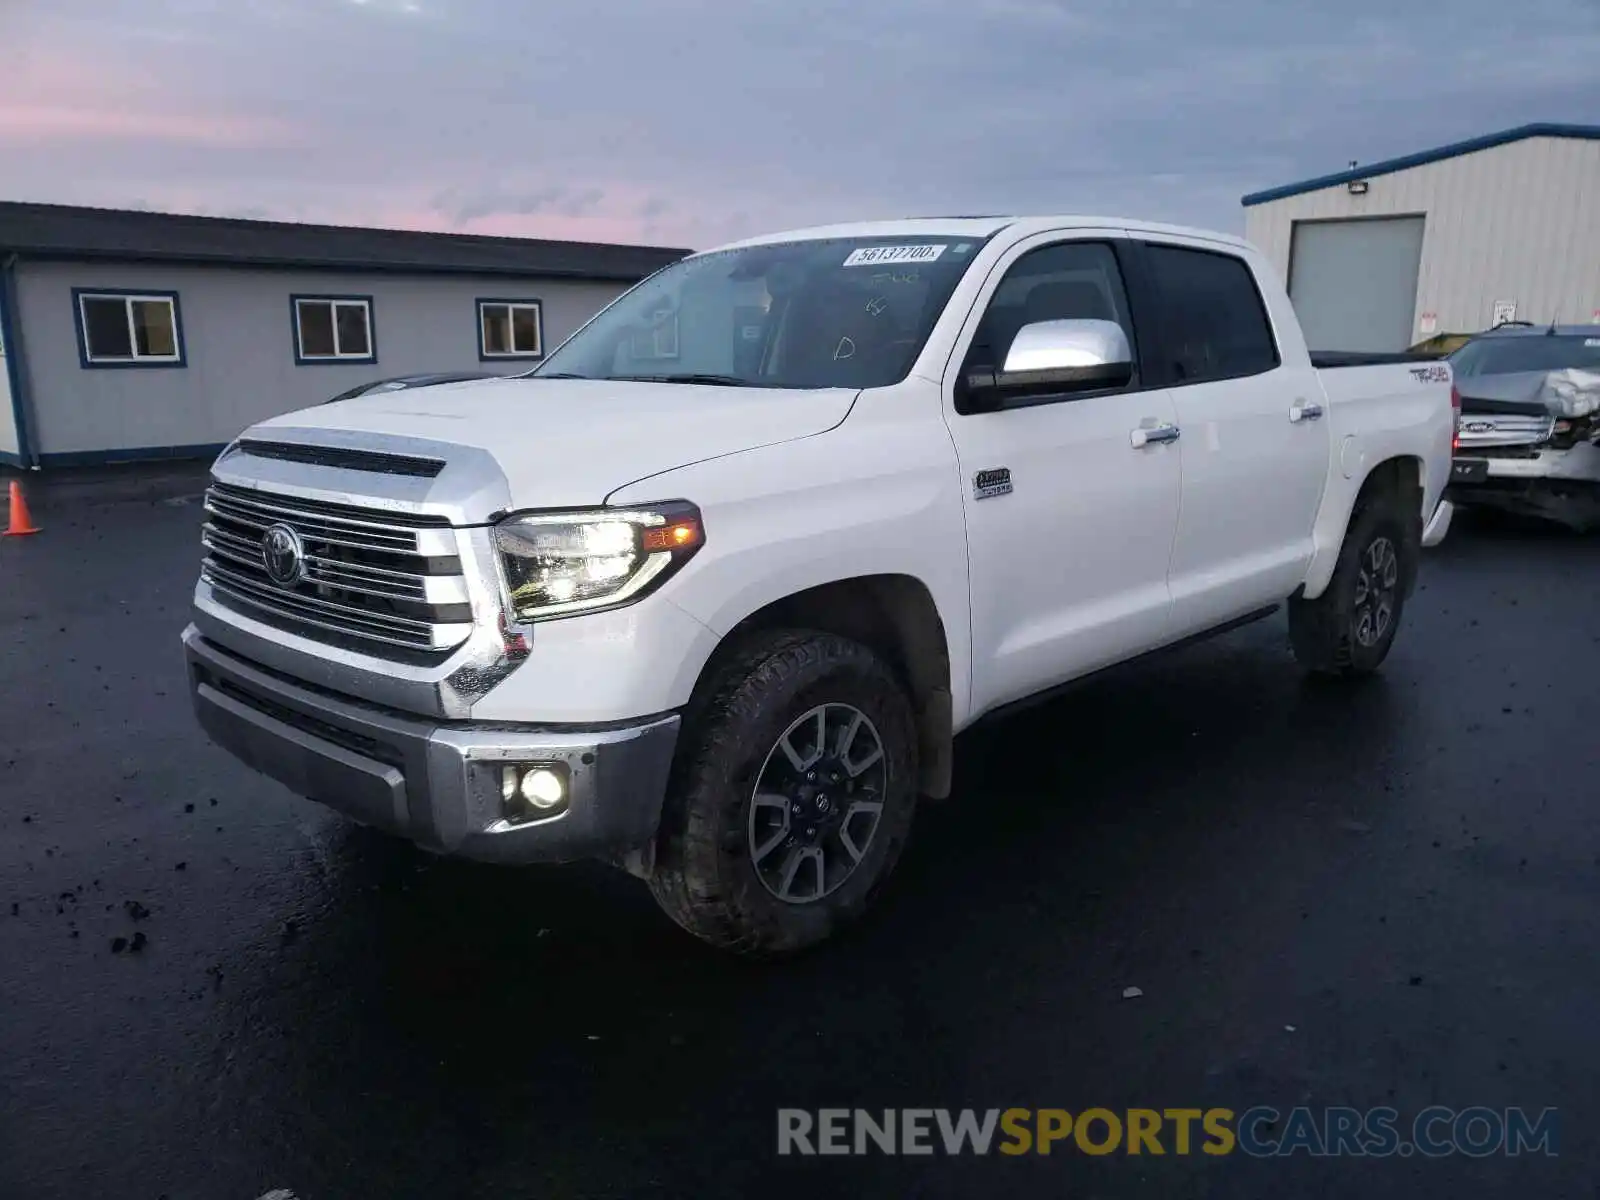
[73,290,184,368]
[292,295,376,364]
[627,304,679,361]
[477,299,543,359]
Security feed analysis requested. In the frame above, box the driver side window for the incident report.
[968,241,1138,380]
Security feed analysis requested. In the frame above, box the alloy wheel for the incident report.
[747,703,887,904]
[1352,535,1399,648]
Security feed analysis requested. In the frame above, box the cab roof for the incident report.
[705,215,1253,255]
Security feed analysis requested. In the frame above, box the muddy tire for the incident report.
[647,631,919,957]
[1289,494,1416,677]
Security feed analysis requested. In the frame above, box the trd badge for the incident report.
[973,468,1012,500]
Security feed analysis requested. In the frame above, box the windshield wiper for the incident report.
[614,373,753,387]
[529,372,592,380]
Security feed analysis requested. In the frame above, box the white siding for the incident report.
[0,291,17,459]
[14,264,628,461]
[1244,136,1600,340]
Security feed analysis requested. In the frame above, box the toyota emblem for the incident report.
[261,523,305,586]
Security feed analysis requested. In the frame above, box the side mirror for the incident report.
[961,319,1134,411]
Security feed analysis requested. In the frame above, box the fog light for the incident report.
[499,762,571,824]
[520,768,566,809]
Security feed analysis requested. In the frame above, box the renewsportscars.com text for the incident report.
[777,1107,1558,1158]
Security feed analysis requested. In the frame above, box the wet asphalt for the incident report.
[2,466,1599,1199]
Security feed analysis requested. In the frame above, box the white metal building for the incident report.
[1242,123,1600,353]
[0,202,687,468]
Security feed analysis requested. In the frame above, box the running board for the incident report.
[969,604,1282,730]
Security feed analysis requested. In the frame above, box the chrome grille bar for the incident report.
[201,527,469,605]
[1457,412,1555,449]
[205,497,413,554]
[203,561,438,640]
[200,483,474,656]
[208,482,451,529]
[204,570,471,652]
[301,560,427,602]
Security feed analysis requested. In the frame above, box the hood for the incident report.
[1457,369,1600,419]
[252,376,859,507]
[1455,371,1555,414]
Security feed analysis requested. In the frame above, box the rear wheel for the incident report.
[1289,495,1415,677]
[647,631,919,956]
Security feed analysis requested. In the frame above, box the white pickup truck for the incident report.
[183,216,1456,954]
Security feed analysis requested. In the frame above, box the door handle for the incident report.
[1130,423,1180,448]
[1289,401,1325,423]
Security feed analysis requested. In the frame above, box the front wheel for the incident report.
[647,631,919,956]
[1289,496,1416,677]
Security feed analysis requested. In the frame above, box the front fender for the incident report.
[606,382,974,724]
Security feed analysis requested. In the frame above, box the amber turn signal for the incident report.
[643,519,702,553]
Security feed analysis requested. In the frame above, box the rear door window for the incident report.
[1143,244,1280,384]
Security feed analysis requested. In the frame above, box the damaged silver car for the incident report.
[1447,325,1600,531]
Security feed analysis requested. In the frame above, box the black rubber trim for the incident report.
[235,439,446,478]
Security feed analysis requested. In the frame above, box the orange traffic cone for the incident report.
[4,480,40,536]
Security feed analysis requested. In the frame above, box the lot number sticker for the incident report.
[843,245,947,267]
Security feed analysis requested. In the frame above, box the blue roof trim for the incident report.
[1241,123,1600,207]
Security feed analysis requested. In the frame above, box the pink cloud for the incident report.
[1,41,688,245]
[450,212,661,245]
[0,104,296,148]
[364,188,682,247]
[0,47,297,149]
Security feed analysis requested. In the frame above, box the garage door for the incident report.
[1288,216,1425,353]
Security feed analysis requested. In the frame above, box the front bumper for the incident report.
[183,625,679,864]
[1451,440,1600,484]
[1446,446,1600,530]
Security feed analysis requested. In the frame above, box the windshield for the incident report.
[1449,334,1600,379]
[533,235,992,390]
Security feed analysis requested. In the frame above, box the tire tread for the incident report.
[648,630,916,956]
[1289,492,1411,678]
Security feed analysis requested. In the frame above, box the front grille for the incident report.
[1457,412,1554,449]
[201,483,474,654]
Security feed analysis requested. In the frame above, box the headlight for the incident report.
[493,502,703,621]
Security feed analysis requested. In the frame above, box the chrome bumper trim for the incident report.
[184,626,679,864]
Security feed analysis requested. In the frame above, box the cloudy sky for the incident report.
[3,0,1596,250]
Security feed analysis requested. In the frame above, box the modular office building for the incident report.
[0,201,687,467]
